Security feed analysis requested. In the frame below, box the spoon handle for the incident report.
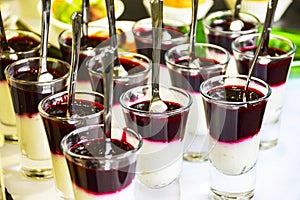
[40,0,51,71]
[150,0,163,96]
[244,0,278,91]
[105,0,120,66]
[189,0,198,61]
[82,0,90,45]
[67,12,82,117]
[101,47,114,141]
[233,0,242,19]
[0,10,10,51]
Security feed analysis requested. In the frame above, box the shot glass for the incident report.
[203,10,260,54]
[5,57,70,179]
[132,17,189,64]
[120,85,192,188]
[58,26,110,91]
[61,124,142,200]
[232,33,296,150]
[0,29,40,143]
[39,91,105,199]
[200,75,271,199]
[86,51,151,128]
[165,43,231,162]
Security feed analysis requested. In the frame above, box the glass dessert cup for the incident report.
[132,17,189,64]
[120,85,192,188]
[86,51,151,128]
[0,29,40,143]
[200,75,271,199]
[202,10,260,54]
[232,33,296,150]
[58,25,111,91]
[165,43,231,162]
[39,91,105,199]
[5,57,70,179]
[61,124,142,200]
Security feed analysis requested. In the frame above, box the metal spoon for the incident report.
[244,0,278,99]
[229,0,244,31]
[0,10,11,52]
[188,0,200,68]
[148,0,168,112]
[38,0,53,82]
[82,0,89,47]
[105,0,128,77]
[66,12,82,117]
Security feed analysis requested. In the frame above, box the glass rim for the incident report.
[5,57,70,86]
[203,10,261,35]
[86,51,152,79]
[61,124,143,161]
[200,74,272,106]
[119,84,193,116]
[38,90,105,121]
[3,29,41,56]
[165,43,231,71]
[132,17,190,42]
[232,33,297,59]
[58,25,109,50]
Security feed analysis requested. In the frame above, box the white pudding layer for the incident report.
[209,134,260,175]
[137,140,183,188]
[263,84,286,124]
[0,81,16,126]
[73,180,135,200]
[51,154,74,199]
[16,113,51,160]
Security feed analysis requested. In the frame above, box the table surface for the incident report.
[1,0,300,200]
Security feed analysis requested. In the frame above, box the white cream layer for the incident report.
[209,134,260,175]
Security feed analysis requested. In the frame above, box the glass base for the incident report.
[20,155,53,180]
[209,164,256,200]
[259,139,278,150]
[183,151,208,162]
[0,122,18,143]
[209,188,254,200]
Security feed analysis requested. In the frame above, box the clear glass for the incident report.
[0,30,40,143]
[86,51,151,128]
[203,10,260,54]
[132,17,189,64]
[58,26,110,91]
[5,57,70,179]
[200,75,271,199]
[61,124,142,200]
[232,33,296,150]
[165,43,231,162]
[39,91,105,199]
[120,85,192,188]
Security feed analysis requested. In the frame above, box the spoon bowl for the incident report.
[229,0,244,31]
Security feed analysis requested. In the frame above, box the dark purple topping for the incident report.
[60,35,109,81]
[8,36,40,52]
[89,57,149,104]
[67,138,136,195]
[206,15,257,53]
[169,57,225,92]
[0,36,39,80]
[9,66,68,115]
[134,26,187,64]
[236,46,292,86]
[42,99,104,155]
[203,85,267,143]
[124,100,188,142]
